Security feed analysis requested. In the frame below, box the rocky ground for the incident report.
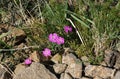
[0,24,120,79]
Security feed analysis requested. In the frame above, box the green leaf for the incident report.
[45,1,54,16]
[70,14,90,28]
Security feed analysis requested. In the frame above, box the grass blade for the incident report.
[70,14,90,28]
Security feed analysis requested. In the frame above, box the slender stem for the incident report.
[0,45,40,52]
[66,18,85,46]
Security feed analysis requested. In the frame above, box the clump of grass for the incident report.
[67,0,120,64]
[22,20,48,47]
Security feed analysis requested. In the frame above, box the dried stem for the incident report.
[66,18,85,46]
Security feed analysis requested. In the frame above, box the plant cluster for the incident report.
[0,0,120,65]
[24,25,72,65]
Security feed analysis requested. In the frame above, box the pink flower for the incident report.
[64,26,72,33]
[48,33,65,45]
[49,33,59,43]
[56,36,64,45]
[42,48,51,57]
[24,58,32,65]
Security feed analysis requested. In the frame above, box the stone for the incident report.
[13,62,58,79]
[60,73,73,79]
[11,27,26,45]
[85,65,116,79]
[80,77,92,79]
[0,24,26,45]
[62,53,78,65]
[62,53,83,78]
[0,64,12,79]
[100,61,107,66]
[113,71,120,79]
[81,56,90,66]
[63,47,74,55]
[114,53,120,69]
[65,62,82,78]
[94,76,103,79]
[14,63,27,75]
[53,64,67,74]
[51,53,62,64]
[29,51,41,62]
[104,49,116,67]
[116,41,120,52]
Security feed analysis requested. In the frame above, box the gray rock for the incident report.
[51,53,62,64]
[0,24,26,45]
[80,77,92,79]
[60,73,73,79]
[0,64,12,79]
[94,76,103,79]
[85,65,115,79]
[62,53,78,65]
[100,61,107,66]
[114,71,120,79]
[53,64,67,74]
[116,41,120,52]
[29,51,41,62]
[14,63,27,75]
[81,56,90,66]
[104,49,116,67]
[65,62,82,78]
[13,62,58,79]
[10,27,26,45]
[62,53,83,78]
[114,53,120,69]
[63,48,74,54]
